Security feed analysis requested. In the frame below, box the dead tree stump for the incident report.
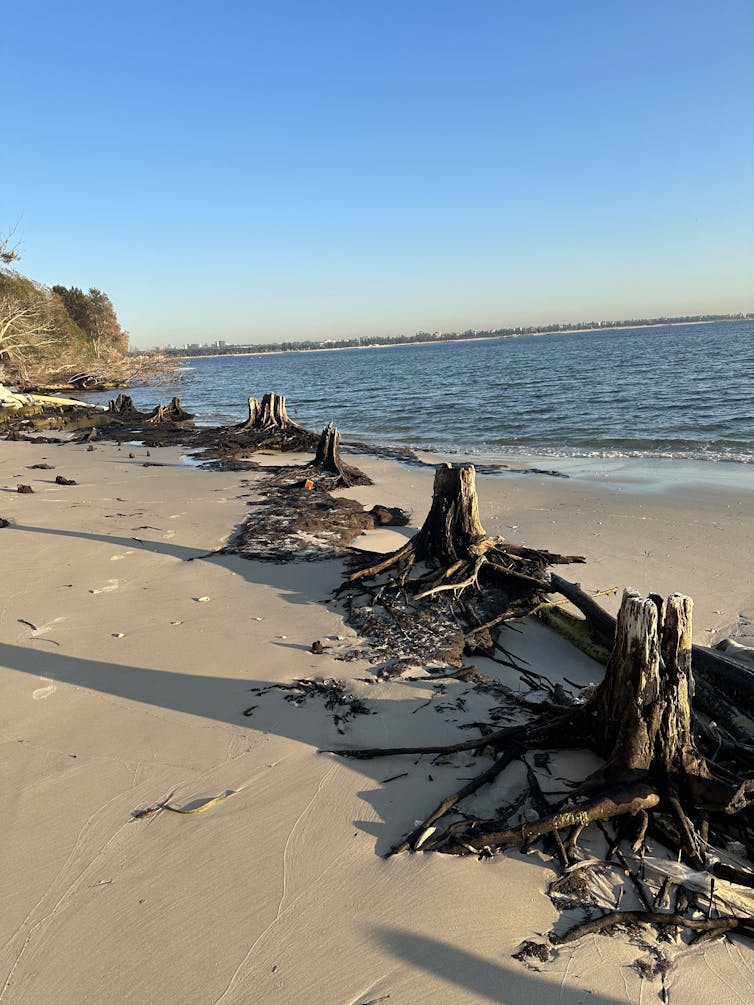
[306,422,371,488]
[338,463,585,668]
[347,462,582,601]
[590,590,706,779]
[146,397,193,424]
[236,393,293,431]
[411,463,487,566]
[107,393,138,415]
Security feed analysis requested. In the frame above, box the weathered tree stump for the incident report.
[223,393,318,452]
[590,590,705,779]
[236,392,294,431]
[346,463,583,602]
[146,396,193,424]
[411,463,486,566]
[332,585,754,916]
[107,393,138,415]
[335,462,585,675]
[306,422,371,488]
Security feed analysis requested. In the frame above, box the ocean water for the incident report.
[85,320,754,468]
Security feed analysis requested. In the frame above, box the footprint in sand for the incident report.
[33,684,56,700]
[110,551,134,561]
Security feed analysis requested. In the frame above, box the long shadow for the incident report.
[6,521,346,605]
[374,927,627,1004]
[0,638,423,754]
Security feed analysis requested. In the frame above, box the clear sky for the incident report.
[3,0,753,347]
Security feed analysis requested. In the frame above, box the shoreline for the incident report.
[2,433,753,1002]
[173,317,731,360]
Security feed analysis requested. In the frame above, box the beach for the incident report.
[2,435,754,1004]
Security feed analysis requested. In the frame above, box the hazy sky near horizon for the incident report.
[4,1,753,347]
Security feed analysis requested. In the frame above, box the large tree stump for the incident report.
[223,392,318,453]
[107,393,138,415]
[411,463,486,566]
[347,462,582,598]
[306,422,371,488]
[590,590,706,779]
[236,393,294,431]
[338,463,585,669]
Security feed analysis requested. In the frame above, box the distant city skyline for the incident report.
[4,1,753,349]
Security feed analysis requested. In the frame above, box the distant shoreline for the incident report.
[176,317,733,361]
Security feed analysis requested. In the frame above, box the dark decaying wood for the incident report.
[337,462,585,675]
[146,397,194,424]
[411,463,486,566]
[306,422,372,488]
[346,463,584,598]
[107,393,138,414]
[590,591,704,777]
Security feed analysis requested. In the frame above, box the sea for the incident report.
[82,319,754,484]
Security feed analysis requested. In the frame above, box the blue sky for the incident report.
[3,0,753,347]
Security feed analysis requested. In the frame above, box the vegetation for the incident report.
[0,230,177,391]
[169,312,754,358]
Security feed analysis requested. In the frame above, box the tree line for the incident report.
[171,313,754,358]
[1,231,173,391]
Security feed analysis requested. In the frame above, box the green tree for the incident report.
[52,285,129,358]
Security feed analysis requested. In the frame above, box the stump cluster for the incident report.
[328,461,754,947]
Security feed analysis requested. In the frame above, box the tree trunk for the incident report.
[589,590,706,778]
[412,463,487,566]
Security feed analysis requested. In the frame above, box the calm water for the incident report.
[86,320,754,466]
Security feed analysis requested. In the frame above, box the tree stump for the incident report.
[589,590,706,779]
[346,463,582,599]
[306,422,371,488]
[236,393,293,431]
[411,463,487,566]
[146,397,193,424]
[338,463,585,670]
[107,393,138,414]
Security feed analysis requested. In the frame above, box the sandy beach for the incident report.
[2,435,754,1004]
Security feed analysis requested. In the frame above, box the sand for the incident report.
[1,436,753,1004]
